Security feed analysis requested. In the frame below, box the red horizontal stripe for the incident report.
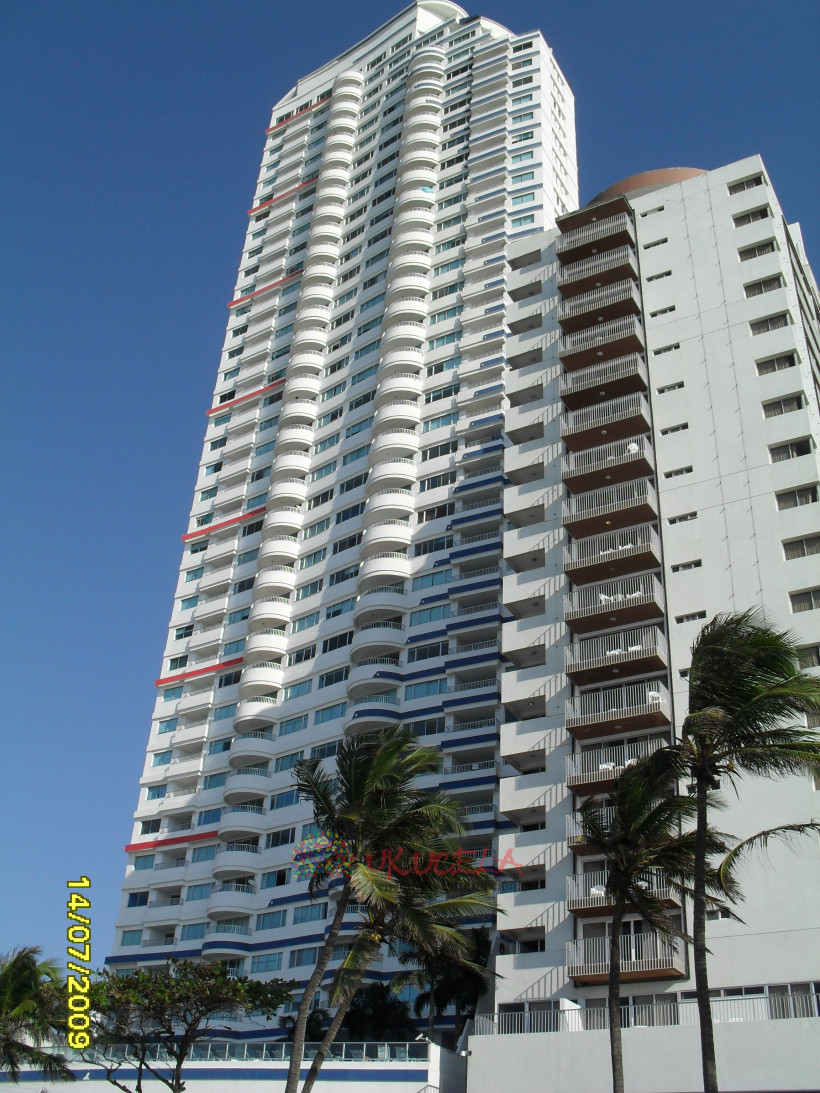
[247,177,313,216]
[181,506,266,543]
[125,830,219,853]
[265,101,321,135]
[228,271,299,309]
[206,377,285,417]
[155,656,243,688]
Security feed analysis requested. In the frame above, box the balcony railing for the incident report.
[558,278,639,320]
[559,315,644,359]
[556,246,637,289]
[75,1041,431,1064]
[566,933,685,980]
[564,523,661,574]
[561,392,650,440]
[561,436,654,483]
[566,680,671,732]
[563,478,657,527]
[566,868,677,910]
[565,625,667,676]
[565,573,664,626]
[559,353,647,401]
[556,213,633,255]
[565,736,668,789]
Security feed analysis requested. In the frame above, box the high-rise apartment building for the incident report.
[108,2,820,1085]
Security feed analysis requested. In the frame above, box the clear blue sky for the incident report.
[1,0,817,967]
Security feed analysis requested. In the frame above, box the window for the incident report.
[333,532,362,554]
[798,646,820,669]
[121,930,143,946]
[242,520,263,537]
[646,270,672,282]
[511,190,535,205]
[408,640,448,663]
[256,911,287,930]
[322,631,353,654]
[275,751,304,773]
[290,947,320,968]
[162,686,182,703]
[423,411,459,432]
[312,740,340,760]
[419,471,456,492]
[314,702,347,724]
[287,644,315,667]
[668,512,697,525]
[745,276,784,297]
[307,489,333,511]
[412,569,452,590]
[790,588,820,613]
[293,612,319,633]
[293,903,328,924]
[304,518,331,539]
[279,715,308,737]
[336,502,365,524]
[266,828,295,849]
[218,671,241,688]
[770,439,811,463]
[198,808,222,825]
[187,883,213,901]
[133,855,155,871]
[146,785,166,800]
[295,578,323,601]
[329,564,359,586]
[751,313,790,336]
[251,953,283,973]
[326,597,356,619]
[657,381,684,394]
[140,819,161,834]
[653,343,680,356]
[207,738,231,754]
[511,214,535,227]
[282,680,312,701]
[300,548,327,570]
[511,149,534,162]
[739,240,776,262]
[203,772,227,789]
[734,207,770,227]
[757,353,796,375]
[664,466,693,479]
[419,501,455,523]
[405,679,448,700]
[339,473,367,496]
[728,175,764,195]
[643,237,668,250]
[319,666,349,689]
[649,305,676,317]
[169,655,188,671]
[271,788,299,810]
[127,891,149,908]
[676,611,707,623]
[152,751,172,767]
[261,867,291,888]
[671,559,702,573]
[157,717,177,734]
[415,534,453,557]
[776,485,818,510]
[660,422,688,435]
[410,603,451,626]
[784,536,820,560]
[181,923,207,941]
[764,395,804,418]
[342,444,370,466]
[233,578,254,595]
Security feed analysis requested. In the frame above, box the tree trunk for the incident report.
[607,896,626,1093]
[299,990,358,1093]
[284,884,351,1093]
[694,776,719,1093]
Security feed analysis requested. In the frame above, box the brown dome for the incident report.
[590,168,706,204]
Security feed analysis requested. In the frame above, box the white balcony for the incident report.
[563,523,662,584]
[565,680,672,740]
[564,574,665,634]
[562,478,658,538]
[566,933,685,984]
[566,869,680,914]
[565,625,668,684]
[565,736,669,795]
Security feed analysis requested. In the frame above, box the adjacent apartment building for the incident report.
[108,1,820,1086]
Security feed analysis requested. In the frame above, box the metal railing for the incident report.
[556,246,636,288]
[563,479,657,523]
[566,625,667,674]
[565,736,668,787]
[559,352,647,398]
[564,523,660,571]
[567,933,685,978]
[75,1041,430,1064]
[565,681,671,730]
[558,278,639,320]
[561,392,650,437]
[560,315,643,357]
[565,574,663,620]
[562,436,653,479]
[556,212,633,253]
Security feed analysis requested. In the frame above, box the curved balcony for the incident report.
[346,656,402,693]
[384,297,428,325]
[562,478,658,538]
[351,621,406,658]
[333,69,364,93]
[565,625,668,685]
[357,552,412,589]
[394,185,436,213]
[275,423,315,448]
[565,680,672,740]
[365,458,417,492]
[561,435,654,495]
[408,47,446,77]
[327,100,358,121]
[404,92,442,118]
[247,597,292,631]
[313,183,348,208]
[223,766,272,804]
[267,478,307,507]
[561,393,651,452]
[301,261,338,286]
[564,523,662,584]
[377,345,425,379]
[395,167,437,194]
[564,574,665,634]
[344,693,402,736]
[253,566,296,597]
[258,536,299,569]
[368,429,419,461]
[277,399,318,427]
[389,228,435,257]
[212,843,262,880]
[261,506,303,538]
[282,372,322,402]
[298,287,335,317]
[217,804,269,841]
[269,451,311,479]
[311,209,345,235]
[387,249,434,279]
[363,489,415,522]
[229,730,277,767]
[385,272,430,303]
[305,240,341,265]
[402,114,440,141]
[323,130,355,153]
[352,586,408,624]
[238,662,283,699]
[372,400,421,431]
[393,206,435,233]
[399,143,439,170]
[293,304,331,331]
[207,882,258,919]
[243,628,288,662]
[380,324,426,354]
[360,520,412,557]
[288,325,327,354]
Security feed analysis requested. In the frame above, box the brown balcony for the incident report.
[556,193,632,236]
[561,435,655,495]
[562,478,658,538]
[566,869,681,915]
[555,212,636,264]
[565,680,672,740]
[564,523,662,584]
[556,246,640,300]
[561,392,651,452]
[566,933,685,984]
[558,279,642,333]
[559,353,648,411]
[564,574,665,634]
[559,315,645,371]
[565,625,668,684]
[565,734,671,796]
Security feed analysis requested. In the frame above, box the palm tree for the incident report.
[670,609,820,1093]
[283,725,495,1093]
[341,982,415,1041]
[0,947,75,1083]
[576,761,730,1093]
